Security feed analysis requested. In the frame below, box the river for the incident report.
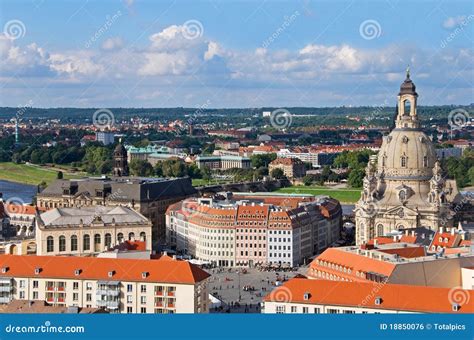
[0,180,37,204]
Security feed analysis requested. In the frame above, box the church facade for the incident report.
[355,72,458,245]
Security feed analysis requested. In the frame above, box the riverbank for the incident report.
[0,162,76,186]
[275,185,361,203]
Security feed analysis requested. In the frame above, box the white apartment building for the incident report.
[166,194,342,267]
[0,254,210,314]
[263,277,474,314]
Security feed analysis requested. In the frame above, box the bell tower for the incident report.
[113,140,129,177]
[395,67,420,129]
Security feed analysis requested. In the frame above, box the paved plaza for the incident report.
[208,266,307,313]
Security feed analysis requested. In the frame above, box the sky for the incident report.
[0,0,473,108]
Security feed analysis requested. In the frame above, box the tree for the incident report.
[348,168,365,188]
[251,153,277,169]
[129,159,154,177]
[57,171,63,179]
[303,175,313,186]
[270,168,285,179]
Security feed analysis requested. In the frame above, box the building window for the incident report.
[19,280,25,288]
[400,156,407,168]
[33,280,38,288]
[59,235,66,252]
[141,285,146,293]
[73,282,79,290]
[94,234,101,252]
[19,291,25,299]
[302,307,309,314]
[140,232,146,242]
[71,235,78,251]
[127,295,133,303]
[314,308,320,314]
[127,284,133,293]
[275,305,286,314]
[105,233,112,249]
[73,293,78,301]
[129,232,135,241]
[47,236,54,253]
[423,155,428,167]
[141,307,146,313]
[140,296,146,304]
[86,282,92,290]
[83,235,90,251]
[33,291,38,299]
[291,306,297,313]
[127,307,133,313]
[117,233,124,243]
[377,224,384,237]
[86,294,92,301]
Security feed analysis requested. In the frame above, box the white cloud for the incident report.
[443,16,467,29]
[101,37,124,51]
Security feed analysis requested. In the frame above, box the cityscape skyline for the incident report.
[1,0,473,108]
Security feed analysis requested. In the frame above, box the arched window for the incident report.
[128,232,135,241]
[105,233,112,249]
[377,224,384,237]
[83,234,90,251]
[94,234,101,252]
[117,233,124,243]
[401,156,407,168]
[140,232,146,242]
[423,155,428,167]
[59,235,66,252]
[47,236,54,253]
[71,235,78,251]
[403,99,411,116]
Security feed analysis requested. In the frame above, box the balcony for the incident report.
[167,291,175,297]
[57,298,65,303]
[167,303,175,308]
[96,299,120,309]
[0,286,12,292]
[155,291,163,296]
[46,286,54,291]
[155,302,163,307]
[46,297,54,302]
[0,296,11,304]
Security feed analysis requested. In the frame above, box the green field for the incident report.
[0,162,76,186]
[275,186,361,203]
[192,178,231,187]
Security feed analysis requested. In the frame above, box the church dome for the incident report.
[377,129,437,179]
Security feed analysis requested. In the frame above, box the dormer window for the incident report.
[1,267,8,273]
[374,297,382,305]
[108,270,115,278]
[452,304,460,312]
[34,267,42,275]
[141,272,149,279]
[74,269,81,276]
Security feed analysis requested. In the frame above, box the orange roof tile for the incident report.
[264,278,474,313]
[0,255,210,284]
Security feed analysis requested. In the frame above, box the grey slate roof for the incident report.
[38,176,197,202]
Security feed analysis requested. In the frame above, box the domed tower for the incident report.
[113,141,129,177]
[355,70,457,245]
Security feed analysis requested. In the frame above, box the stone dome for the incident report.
[377,129,437,180]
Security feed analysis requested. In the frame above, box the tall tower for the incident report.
[14,118,19,146]
[113,141,129,177]
[354,70,457,245]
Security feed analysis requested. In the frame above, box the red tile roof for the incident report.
[264,278,474,313]
[378,246,426,259]
[0,255,210,284]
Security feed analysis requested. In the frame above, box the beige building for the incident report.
[0,254,210,314]
[269,157,306,179]
[355,71,457,245]
[263,277,474,314]
[36,176,197,248]
[35,206,152,256]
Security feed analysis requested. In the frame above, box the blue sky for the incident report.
[1,0,473,108]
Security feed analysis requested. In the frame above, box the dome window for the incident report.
[400,156,407,168]
[423,155,428,167]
